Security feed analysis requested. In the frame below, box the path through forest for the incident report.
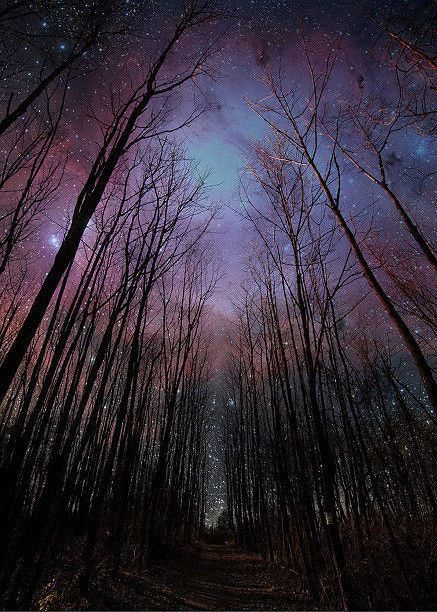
[37,543,311,610]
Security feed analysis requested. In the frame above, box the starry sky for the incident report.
[2,0,435,526]
[181,0,434,317]
[8,0,432,318]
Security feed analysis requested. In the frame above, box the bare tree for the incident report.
[248,47,436,406]
[0,0,221,405]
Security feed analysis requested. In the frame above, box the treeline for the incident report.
[225,4,437,609]
[0,1,220,607]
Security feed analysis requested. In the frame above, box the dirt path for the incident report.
[65,543,310,610]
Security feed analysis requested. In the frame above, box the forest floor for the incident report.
[35,542,312,610]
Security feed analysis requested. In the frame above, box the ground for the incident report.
[35,543,311,610]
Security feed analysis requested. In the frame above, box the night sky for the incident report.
[2,0,435,525]
[15,0,433,318]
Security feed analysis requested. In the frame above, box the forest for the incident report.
[0,0,436,610]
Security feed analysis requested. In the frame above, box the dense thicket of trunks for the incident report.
[225,8,437,607]
[0,1,220,607]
